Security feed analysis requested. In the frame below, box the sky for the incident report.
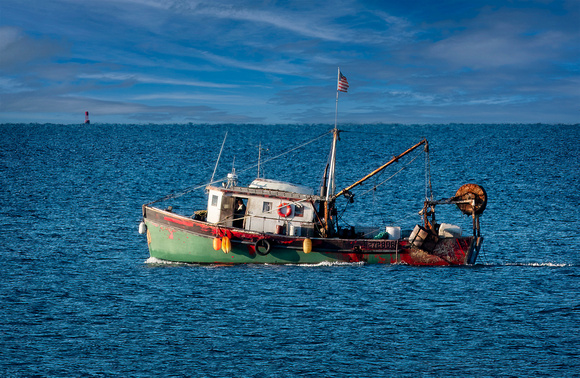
[0,0,579,124]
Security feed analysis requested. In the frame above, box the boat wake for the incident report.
[144,256,368,268]
[282,261,367,268]
[492,262,575,268]
[145,256,193,265]
[145,256,576,269]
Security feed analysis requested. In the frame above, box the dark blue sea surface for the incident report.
[1,123,579,377]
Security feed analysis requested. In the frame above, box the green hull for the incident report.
[144,217,476,265]
[145,220,405,264]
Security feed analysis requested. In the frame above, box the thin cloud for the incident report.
[0,26,67,70]
[132,93,263,106]
[171,1,349,42]
[425,7,577,69]
[78,73,239,88]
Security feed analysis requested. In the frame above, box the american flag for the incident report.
[337,71,349,93]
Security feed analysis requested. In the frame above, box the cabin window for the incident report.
[294,205,304,217]
[262,201,272,213]
[211,195,219,207]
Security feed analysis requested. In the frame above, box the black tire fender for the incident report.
[255,239,271,256]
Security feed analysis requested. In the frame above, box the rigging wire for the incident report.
[425,144,434,200]
[333,149,424,228]
[210,131,228,184]
[479,243,488,265]
[236,129,332,176]
[147,129,333,205]
[335,198,353,229]
[358,152,422,197]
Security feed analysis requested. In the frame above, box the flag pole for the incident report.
[325,67,348,235]
[334,67,340,131]
[327,67,341,202]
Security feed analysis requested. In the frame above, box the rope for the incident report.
[425,146,434,200]
[146,181,212,205]
[385,211,422,228]
[478,243,488,265]
[372,181,377,226]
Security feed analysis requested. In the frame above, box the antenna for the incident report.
[257,142,262,178]
[210,131,228,185]
[257,142,269,178]
[226,157,238,188]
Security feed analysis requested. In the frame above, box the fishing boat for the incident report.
[139,131,486,265]
[139,71,487,266]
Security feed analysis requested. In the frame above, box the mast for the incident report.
[323,128,339,236]
[326,128,339,201]
[322,68,348,236]
[327,67,348,201]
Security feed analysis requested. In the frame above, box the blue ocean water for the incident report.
[1,123,579,377]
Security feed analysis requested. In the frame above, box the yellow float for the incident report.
[303,238,312,254]
[221,236,231,253]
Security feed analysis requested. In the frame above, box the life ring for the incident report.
[255,239,271,256]
[277,203,292,217]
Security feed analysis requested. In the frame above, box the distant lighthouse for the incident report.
[84,111,90,124]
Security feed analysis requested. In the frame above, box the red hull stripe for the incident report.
[164,216,194,227]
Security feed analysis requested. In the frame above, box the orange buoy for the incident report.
[213,237,222,251]
[221,236,231,253]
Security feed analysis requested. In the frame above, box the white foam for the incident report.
[293,261,366,268]
[503,262,572,267]
[145,256,182,265]
[145,257,367,267]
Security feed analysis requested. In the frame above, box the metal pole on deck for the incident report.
[210,131,228,185]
